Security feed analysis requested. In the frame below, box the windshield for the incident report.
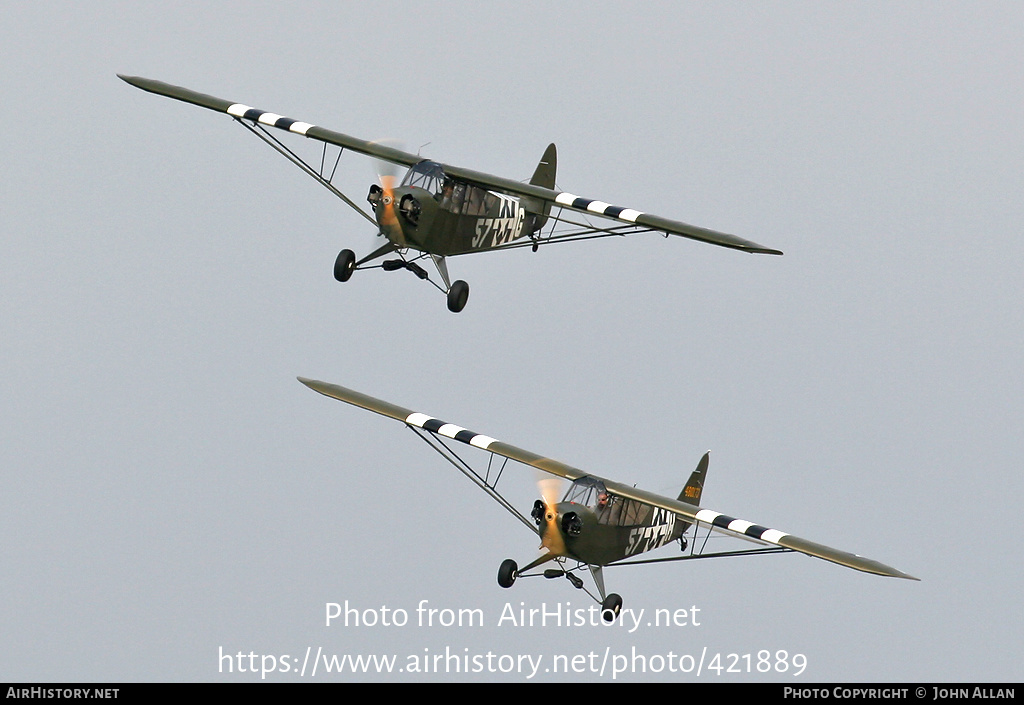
[401,161,445,198]
[563,477,608,509]
[563,476,656,526]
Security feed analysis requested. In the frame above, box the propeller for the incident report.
[536,475,566,556]
[377,172,399,231]
[368,139,406,244]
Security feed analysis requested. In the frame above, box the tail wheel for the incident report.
[601,593,622,622]
[447,280,469,313]
[497,559,518,588]
[334,249,355,282]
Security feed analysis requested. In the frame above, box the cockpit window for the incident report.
[402,161,445,198]
[438,177,498,216]
[563,477,608,510]
[563,476,655,527]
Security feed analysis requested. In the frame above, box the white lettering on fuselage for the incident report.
[625,508,675,556]
[473,196,523,248]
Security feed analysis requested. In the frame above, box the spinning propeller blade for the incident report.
[368,140,407,246]
[536,475,566,556]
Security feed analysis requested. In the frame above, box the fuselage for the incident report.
[536,478,685,566]
[369,161,541,256]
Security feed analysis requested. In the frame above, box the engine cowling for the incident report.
[560,511,582,537]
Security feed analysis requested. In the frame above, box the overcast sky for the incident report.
[2,2,1022,682]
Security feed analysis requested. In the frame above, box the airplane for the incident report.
[298,377,917,621]
[119,75,782,312]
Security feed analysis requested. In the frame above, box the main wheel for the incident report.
[601,593,623,622]
[334,249,355,282]
[497,559,518,588]
[446,280,469,313]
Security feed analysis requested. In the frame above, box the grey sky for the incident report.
[2,2,1021,681]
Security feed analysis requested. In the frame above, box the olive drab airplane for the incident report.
[120,75,782,312]
[298,378,917,621]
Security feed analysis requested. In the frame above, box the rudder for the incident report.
[522,144,557,233]
[674,452,709,542]
[679,451,709,505]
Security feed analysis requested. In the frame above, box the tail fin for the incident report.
[529,143,557,189]
[678,451,709,505]
[523,144,557,233]
[675,452,709,539]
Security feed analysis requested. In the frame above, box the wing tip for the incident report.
[297,376,330,396]
[117,74,173,98]
[866,561,919,581]
[862,555,918,581]
[749,246,784,256]
[297,376,323,391]
[117,73,145,88]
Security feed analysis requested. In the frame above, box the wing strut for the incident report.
[613,546,791,567]
[406,425,539,537]
[236,118,377,225]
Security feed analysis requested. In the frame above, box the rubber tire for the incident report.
[601,593,623,622]
[447,280,469,313]
[497,559,518,588]
[334,249,355,282]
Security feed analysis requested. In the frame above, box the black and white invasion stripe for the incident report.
[405,412,497,451]
[694,509,789,545]
[226,103,315,136]
[554,192,644,224]
[225,106,643,233]
[403,411,789,548]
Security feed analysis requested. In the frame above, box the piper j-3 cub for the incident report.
[120,75,782,312]
[299,378,917,621]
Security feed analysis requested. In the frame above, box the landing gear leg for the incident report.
[590,565,622,622]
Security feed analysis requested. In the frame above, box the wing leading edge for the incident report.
[120,74,782,255]
[298,377,917,581]
[118,74,424,168]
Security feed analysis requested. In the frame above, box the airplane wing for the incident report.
[120,75,781,255]
[119,75,424,168]
[299,377,917,581]
[440,163,782,255]
[298,377,590,483]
